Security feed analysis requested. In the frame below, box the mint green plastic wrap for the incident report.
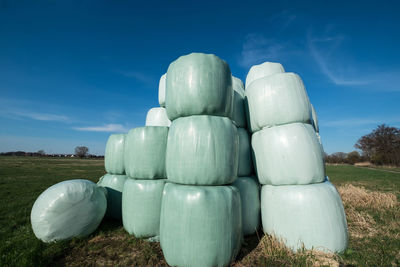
[166,115,239,185]
[160,183,242,267]
[97,174,127,220]
[105,134,125,175]
[261,181,348,253]
[31,179,107,243]
[145,107,171,127]
[252,123,325,185]
[246,73,312,133]
[237,128,253,176]
[233,177,260,236]
[311,104,319,133]
[245,62,285,88]
[165,53,233,121]
[158,73,166,107]
[231,76,247,128]
[124,126,168,179]
[122,178,166,238]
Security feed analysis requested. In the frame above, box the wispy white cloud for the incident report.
[270,9,297,30]
[73,124,128,132]
[322,117,400,127]
[117,70,156,86]
[1,109,70,122]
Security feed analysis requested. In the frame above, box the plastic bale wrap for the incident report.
[145,107,171,127]
[124,126,168,179]
[166,115,239,185]
[160,183,242,267]
[31,179,107,242]
[311,104,319,133]
[233,177,260,236]
[261,181,349,253]
[165,53,233,121]
[245,62,285,88]
[252,123,325,185]
[158,73,166,107]
[97,174,127,220]
[122,179,166,238]
[237,127,253,176]
[246,73,312,133]
[105,134,125,175]
[231,76,247,128]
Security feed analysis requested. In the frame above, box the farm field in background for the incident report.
[0,156,399,266]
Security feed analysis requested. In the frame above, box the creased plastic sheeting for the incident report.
[231,76,247,128]
[125,126,168,179]
[105,134,125,175]
[97,174,127,220]
[246,73,312,133]
[31,179,107,242]
[233,177,260,236]
[245,62,285,88]
[122,179,166,238]
[165,53,233,121]
[166,115,238,185]
[252,123,325,185]
[311,104,319,133]
[145,107,171,127]
[160,183,242,267]
[237,128,253,176]
[261,181,349,253]
[158,73,166,107]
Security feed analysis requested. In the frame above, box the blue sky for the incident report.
[0,0,399,155]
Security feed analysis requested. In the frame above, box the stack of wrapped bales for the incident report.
[246,62,348,252]
[98,134,128,220]
[160,53,243,266]
[231,76,261,236]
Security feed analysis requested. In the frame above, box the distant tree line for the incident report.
[0,146,104,159]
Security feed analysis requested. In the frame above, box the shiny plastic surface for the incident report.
[245,62,285,88]
[165,53,233,121]
[252,123,325,185]
[97,174,127,220]
[105,134,125,175]
[246,73,312,133]
[261,181,349,253]
[311,104,319,133]
[145,107,171,127]
[31,179,107,242]
[124,127,168,179]
[158,73,166,107]
[237,128,253,176]
[233,177,260,236]
[166,115,238,185]
[122,178,166,238]
[231,76,247,128]
[160,183,242,267]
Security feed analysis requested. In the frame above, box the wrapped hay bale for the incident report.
[311,104,319,133]
[231,76,247,128]
[105,134,125,175]
[31,179,107,242]
[158,73,166,107]
[237,127,253,176]
[145,107,171,127]
[245,61,285,88]
[97,174,127,220]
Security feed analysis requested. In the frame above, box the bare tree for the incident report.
[75,146,89,158]
[37,150,45,156]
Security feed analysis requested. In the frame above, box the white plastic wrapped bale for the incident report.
[122,179,166,238]
[246,73,312,133]
[31,179,107,242]
[245,62,285,88]
[166,115,238,185]
[124,126,168,179]
[158,73,166,107]
[252,123,325,185]
[232,177,260,236]
[165,53,233,121]
[160,183,242,267]
[231,76,247,128]
[311,104,319,133]
[105,134,125,175]
[145,107,171,127]
[237,128,253,176]
[261,180,349,253]
[97,174,127,220]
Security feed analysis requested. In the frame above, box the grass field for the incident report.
[0,156,399,266]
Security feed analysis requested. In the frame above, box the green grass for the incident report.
[0,157,399,266]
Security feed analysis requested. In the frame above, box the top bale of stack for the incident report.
[245,62,285,88]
